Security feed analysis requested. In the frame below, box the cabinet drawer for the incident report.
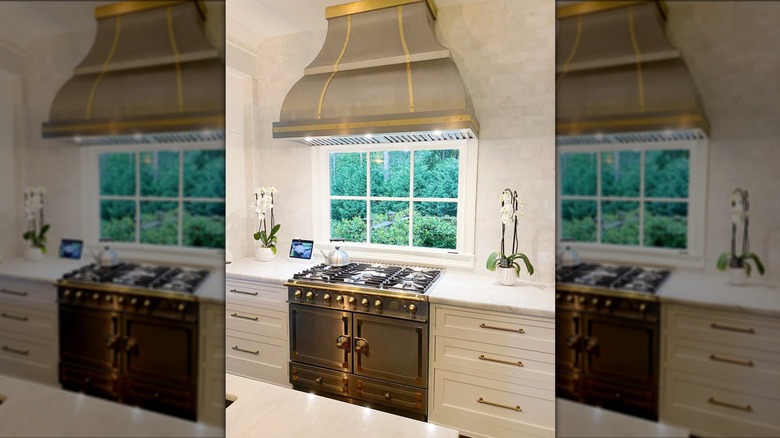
[434,335,553,388]
[225,330,287,385]
[291,362,350,396]
[431,369,555,438]
[433,306,554,354]
[0,333,57,384]
[356,376,427,416]
[664,336,780,389]
[0,278,55,306]
[664,305,780,351]
[0,303,56,339]
[124,378,197,421]
[584,378,657,421]
[661,369,780,437]
[225,279,286,310]
[60,363,120,399]
[226,302,287,339]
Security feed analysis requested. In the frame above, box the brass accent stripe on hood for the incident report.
[167,6,184,112]
[317,15,352,119]
[326,0,437,20]
[398,6,415,112]
[556,114,708,133]
[86,15,121,119]
[556,15,582,90]
[628,6,646,112]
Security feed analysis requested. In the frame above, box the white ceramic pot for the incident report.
[256,246,276,262]
[497,266,517,286]
[25,246,44,261]
[728,266,747,286]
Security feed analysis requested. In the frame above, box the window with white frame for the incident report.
[97,147,225,249]
[558,140,706,256]
[317,141,475,254]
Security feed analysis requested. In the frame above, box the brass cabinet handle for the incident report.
[2,345,29,356]
[479,354,523,367]
[710,322,755,334]
[708,397,752,412]
[0,288,28,297]
[479,323,524,334]
[230,312,259,321]
[229,288,258,296]
[477,397,521,412]
[354,338,369,354]
[232,345,259,355]
[1,312,28,322]
[315,377,323,384]
[709,354,755,367]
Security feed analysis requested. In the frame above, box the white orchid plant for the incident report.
[716,188,764,277]
[251,186,280,254]
[486,188,534,277]
[22,187,50,253]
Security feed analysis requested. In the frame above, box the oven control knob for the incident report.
[555,293,560,301]
[360,298,369,308]
[306,291,314,301]
[294,289,302,300]
[639,303,647,312]
[604,299,612,307]
[143,299,151,308]
[566,295,574,303]
[130,298,137,306]
[323,294,331,304]
[408,304,417,315]
[92,293,100,301]
[336,295,344,305]
[578,296,586,304]
[63,289,72,298]
[118,296,125,304]
[374,300,382,310]
[75,291,83,299]
[105,295,112,303]
[348,297,356,307]
[177,303,186,312]
[591,298,599,306]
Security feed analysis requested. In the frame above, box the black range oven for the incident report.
[285,263,440,421]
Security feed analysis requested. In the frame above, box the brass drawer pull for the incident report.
[2,345,29,356]
[708,397,752,412]
[709,354,754,367]
[710,322,755,334]
[232,345,259,355]
[477,397,521,412]
[1,312,28,322]
[479,323,524,334]
[0,288,28,297]
[230,313,259,321]
[479,354,523,367]
[229,288,258,296]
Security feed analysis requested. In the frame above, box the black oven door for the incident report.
[582,313,657,387]
[290,304,352,372]
[59,304,120,371]
[353,313,427,388]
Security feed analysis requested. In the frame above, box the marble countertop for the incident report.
[0,374,223,437]
[0,256,224,303]
[225,373,457,438]
[226,257,555,317]
[556,398,687,437]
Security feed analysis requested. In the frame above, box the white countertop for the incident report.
[658,269,780,316]
[0,374,223,437]
[226,257,556,317]
[0,256,225,303]
[225,373,458,438]
[556,398,687,438]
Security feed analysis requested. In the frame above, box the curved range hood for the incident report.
[43,1,224,145]
[273,0,479,146]
[556,1,709,145]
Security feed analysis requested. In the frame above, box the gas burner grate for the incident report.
[556,263,670,294]
[61,263,208,294]
[292,263,442,293]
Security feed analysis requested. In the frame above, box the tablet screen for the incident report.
[59,239,84,260]
[289,239,314,259]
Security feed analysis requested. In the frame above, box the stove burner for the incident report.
[556,263,670,294]
[292,263,441,294]
[62,263,208,294]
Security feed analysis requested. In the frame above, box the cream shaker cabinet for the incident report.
[660,303,780,437]
[428,304,555,438]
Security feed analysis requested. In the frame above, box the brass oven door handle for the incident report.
[479,354,523,367]
[124,337,138,352]
[584,337,599,352]
[0,288,28,297]
[230,313,259,321]
[479,323,524,334]
[566,334,580,349]
[2,345,29,356]
[232,346,259,355]
[709,354,755,367]
[1,312,28,322]
[710,322,755,334]
[336,335,351,351]
[229,288,258,296]
[354,338,369,355]
[477,397,521,412]
[708,397,752,412]
[105,335,120,349]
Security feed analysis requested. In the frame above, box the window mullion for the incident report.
[408,150,414,247]
[365,152,371,244]
[639,150,645,247]
[596,152,602,244]
[135,151,140,244]
[178,150,184,247]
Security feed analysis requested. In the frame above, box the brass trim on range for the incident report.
[96,1,205,19]
[556,1,666,20]
[273,114,477,134]
[477,397,521,412]
[479,323,524,334]
[318,15,352,120]
[707,397,752,412]
[284,281,427,302]
[555,283,660,302]
[556,114,708,134]
[42,115,225,135]
[709,354,754,368]
[479,354,523,367]
[709,322,755,334]
[56,280,200,302]
[326,0,437,20]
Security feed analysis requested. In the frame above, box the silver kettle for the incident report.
[90,246,119,267]
[320,239,350,266]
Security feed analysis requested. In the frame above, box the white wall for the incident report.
[247,0,556,283]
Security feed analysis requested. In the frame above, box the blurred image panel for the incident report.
[0,1,225,436]
[555,1,780,437]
